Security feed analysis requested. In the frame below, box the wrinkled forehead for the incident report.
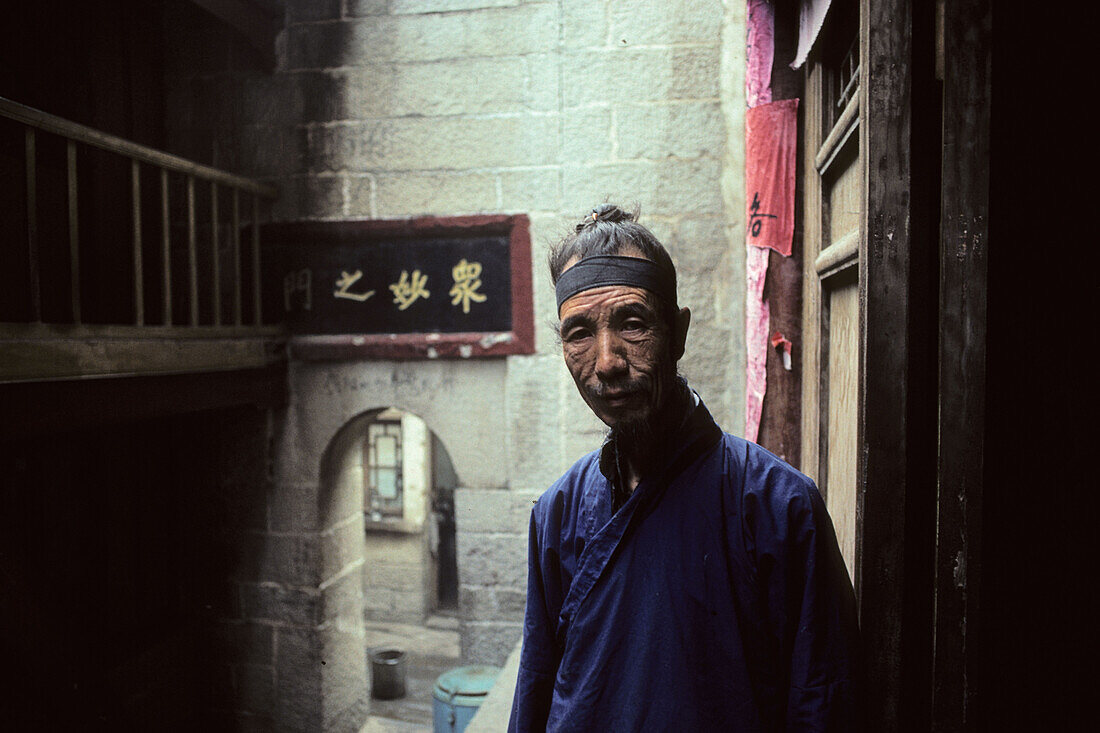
[555,254,676,316]
[558,284,659,324]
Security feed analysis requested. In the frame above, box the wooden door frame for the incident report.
[857,0,942,729]
[931,0,989,728]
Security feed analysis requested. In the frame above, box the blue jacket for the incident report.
[509,397,858,731]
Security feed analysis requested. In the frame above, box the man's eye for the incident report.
[563,328,592,342]
[621,319,648,333]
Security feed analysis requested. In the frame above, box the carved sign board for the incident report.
[261,215,534,359]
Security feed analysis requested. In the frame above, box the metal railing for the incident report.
[1,95,279,330]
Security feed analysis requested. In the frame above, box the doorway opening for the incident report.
[337,407,459,622]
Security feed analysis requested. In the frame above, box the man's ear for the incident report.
[671,307,691,361]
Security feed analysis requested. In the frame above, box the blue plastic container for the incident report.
[431,665,500,733]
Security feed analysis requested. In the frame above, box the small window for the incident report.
[816,0,860,135]
[365,419,403,518]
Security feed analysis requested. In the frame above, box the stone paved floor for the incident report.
[359,614,461,733]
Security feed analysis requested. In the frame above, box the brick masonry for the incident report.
[163,0,747,728]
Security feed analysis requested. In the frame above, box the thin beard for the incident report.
[609,373,686,476]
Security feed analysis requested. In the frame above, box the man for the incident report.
[509,205,859,731]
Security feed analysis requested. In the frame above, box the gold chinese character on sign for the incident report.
[333,269,376,302]
[449,259,487,314]
[389,269,431,311]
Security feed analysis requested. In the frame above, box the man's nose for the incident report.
[594,329,627,380]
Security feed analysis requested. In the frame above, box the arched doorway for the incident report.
[325,407,460,623]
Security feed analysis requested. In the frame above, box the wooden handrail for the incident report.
[3,94,278,336]
[0,96,278,198]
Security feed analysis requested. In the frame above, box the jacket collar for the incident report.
[597,384,716,507]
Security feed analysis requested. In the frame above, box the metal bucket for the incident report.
[432,665,500,733]
[370,648,407,700]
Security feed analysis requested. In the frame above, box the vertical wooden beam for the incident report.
[161,168,172,325]
[232,187,241,326]
[187,176,199,326]
[25,128,41,322]
[211,182,221,326]
[932,0,990,729]
[800,60,825,480]
[132,160,144,326]
[858,0,913,729]
[67,140,81,324]
[251,194,262,326]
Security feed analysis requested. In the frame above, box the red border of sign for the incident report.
[285,214,535,360]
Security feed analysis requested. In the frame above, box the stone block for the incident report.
[298,174,347,218]
[347,0,388,16]
[678,322,734,397]
[462,585,529,621]
[609,0,723,46]
[299,70,358,122]
[363,562,427,593]
[239,76,306,127]
[274,626,325,731]
[459,585,497,618]
[391,0,521,14]
[559,396,607,469]
[456,532,528,588]
[274,623,369,732]
[257,532,324,585]
[236,663,277,715]
[454,488,542,534]
[238,571,362,628]
[374,171,498,217]
[562,47,719,106]
[384,4,559,62]
[522,54,560,112]
[323,516,368,580]
[498,167,561,213]
[287,0,343,23]
[319,627,371,730]
[387,58,531,117]
[562,0,608,49]
[237,125,308,179]
[494,587,529,618]
[270,483,322,533]
[560,158,723,216]
[668,215,731,272]
[290,6,558,68]
[315,59,536,119]
[323,566,368,624]
[502,354,569,487]
[461,621,523,665]
[615,101,724,160]
[213,620,276,666]
[346,175,376,217]
[363,532,424,566]
[363,586,429,622]
[242,582,323,626]
[676,264,723,319]
[562,108,613,164]
[286,22,355,70]
[308,115,559,172]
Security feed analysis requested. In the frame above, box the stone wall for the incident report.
[163,0,746,728]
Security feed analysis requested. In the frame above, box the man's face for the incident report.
[558,263,677,431]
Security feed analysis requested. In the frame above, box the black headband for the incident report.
[555,255,677,313]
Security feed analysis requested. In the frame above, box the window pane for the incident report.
[375,467,397,499]
[376,434,397,467]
